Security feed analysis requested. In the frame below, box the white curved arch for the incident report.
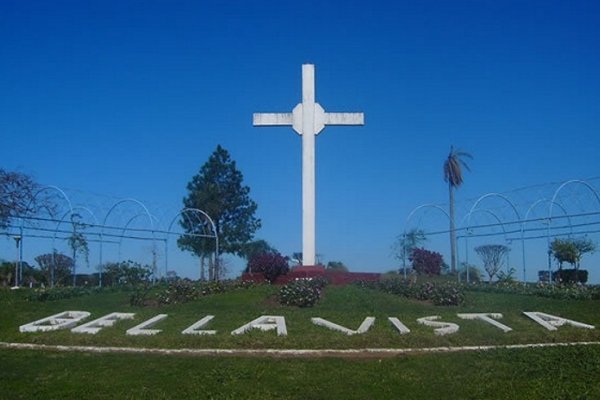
[405,204,450,232]
[164,208,219,280]
[549,179,600,219]
[99,198,156,286]
[466,193,521,226]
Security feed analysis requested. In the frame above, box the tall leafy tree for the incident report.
[239,239,277,262]
[178,145,261,280]
[551,237,596,271]
[35,251,73,287]
[443,146,472,273]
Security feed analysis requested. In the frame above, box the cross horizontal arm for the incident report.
[324,112,364,126]
[253,113,293,126]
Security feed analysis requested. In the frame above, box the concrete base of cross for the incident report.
[291,265,325,273]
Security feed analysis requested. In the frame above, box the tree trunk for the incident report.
[449,182,457,273]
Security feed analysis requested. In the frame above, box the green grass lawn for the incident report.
[1,285,599,399]
[1,345,599,399]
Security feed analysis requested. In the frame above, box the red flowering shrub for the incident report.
[409,248,444,276]
[246,252,289,283]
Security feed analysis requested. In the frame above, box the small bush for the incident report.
[356,278,464,306]
[466,281,600,301]
[552,269,588,284]
[410,248,444,276]
[279,278,326,307]
[129,284,151,306]
[247,252,289,283]
[157,279,198,304]
[155,279,255,305]
[25,286,100,302]
[429,283,465,306]
[459,264,482,283]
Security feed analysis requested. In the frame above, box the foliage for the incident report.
[0,169,55,229]
[474,244,510,282]
[0,260,44,287]
[496,267,517,285]
[102,260,152,287]
[239,239,277,261]
[67,213,89,285]
[466,281,600,301]
[155,279,255,305]
[392,228,426,266]
[459,262,482,283]
[409,247,444,276]
[551,237,596,271]
[552,268,588,284]
[129,284,152,306]
[178,145,261,280]
[357,277,465,306]
[278,278,327,307]
[325,261,348,272]
[246,252,289,283]
[443,146,472,273]
[24,286,101,302]
[34,251,74,286]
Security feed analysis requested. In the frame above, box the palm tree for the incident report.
[443,146,472,273]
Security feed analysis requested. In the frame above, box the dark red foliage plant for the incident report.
[409,247,444,276]
[246,252,289,283]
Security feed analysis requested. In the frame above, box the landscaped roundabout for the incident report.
[1,279,599,399]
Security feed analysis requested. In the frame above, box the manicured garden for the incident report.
[1,281,599,398]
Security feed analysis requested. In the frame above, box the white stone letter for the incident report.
[523,312,595,331]
[182,315,217,335]
[417,316,459,336]
[311,317,375,335]
[231,316,287,336]
[20,311,90,333]
[457,313,513,333]
[388,317,411,335]
[126,314,168,336]
[71,312,135,335]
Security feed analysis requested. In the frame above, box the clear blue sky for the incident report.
[1,1,599,280]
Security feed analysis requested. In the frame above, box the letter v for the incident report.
[311,317,375,335]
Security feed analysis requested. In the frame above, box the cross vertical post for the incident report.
[301,65,316,265]
[253,64,364,266]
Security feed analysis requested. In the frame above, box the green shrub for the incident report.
[356,278,464,306]
[552,269,588,284]
[155,279,256,305]
[129,284,152,306]
[25,286,100,302]
[459,264,482,283]
[466,281,600,301]
[279,278,326,307]
[430,283,465,306]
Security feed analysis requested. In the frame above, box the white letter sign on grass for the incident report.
[311,317,375,335]
[231,316,287,336]
[417,316,459,336]
[523,312,595,331]
[388,317,411,335]
[71,312,135,335]
[126,314,168,336]
[253,64,364,266]
[182,315,217,335]
[457,313,513,333]
[19,311,90,333]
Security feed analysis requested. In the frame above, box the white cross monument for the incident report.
[253,64,364,266]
